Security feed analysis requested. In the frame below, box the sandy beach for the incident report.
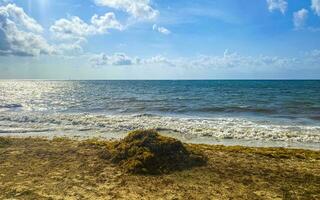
[0,136,319,200]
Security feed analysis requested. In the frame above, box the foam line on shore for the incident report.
[0,112,319,147]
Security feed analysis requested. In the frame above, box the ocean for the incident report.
[0,80,319,149]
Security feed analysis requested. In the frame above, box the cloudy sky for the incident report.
[0,0,320,79]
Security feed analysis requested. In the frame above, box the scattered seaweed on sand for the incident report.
[0,137,319,199]
[0,137,11,148]
[108,130,207,174]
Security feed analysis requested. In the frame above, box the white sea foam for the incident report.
[0,112,319,149]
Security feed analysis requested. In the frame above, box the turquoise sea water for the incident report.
[0,80,319,149]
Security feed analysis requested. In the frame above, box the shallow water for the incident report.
[0,80,319,149]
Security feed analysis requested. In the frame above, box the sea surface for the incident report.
[0,80,319,149]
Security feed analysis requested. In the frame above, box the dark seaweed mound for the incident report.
[110,130,207,174]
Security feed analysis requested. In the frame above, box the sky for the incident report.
[0,0,320,79]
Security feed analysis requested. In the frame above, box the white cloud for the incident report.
[143,55,175,66]
[90,53,177,67]
[50,16,94,42]
[301,49,320,69]
[311,0,320,16]
[50,13,123,42]
[90,53,139,66]
[0,4,90,57]
[94,0,159,20]
[293,9,308,29]
[184,51,297,69]
[91,13,123,33]
[54,41,83,56]
[89,50,307,70]
[0,3,43,33]
[267,0,288,14]
[152,24,170,35]
[306,49,320,57]
[0,4,54,56]
[305,49,320,64]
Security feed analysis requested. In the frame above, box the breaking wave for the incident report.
[0,111,319,149]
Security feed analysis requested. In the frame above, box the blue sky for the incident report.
[0,0,320,79]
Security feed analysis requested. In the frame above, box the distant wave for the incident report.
[0,104,23,109]
[133,113,159,117]
[309,116,320,121]
[191,106,277,114]
[0,128,55,134]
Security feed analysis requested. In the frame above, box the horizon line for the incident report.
[0,79,320,81]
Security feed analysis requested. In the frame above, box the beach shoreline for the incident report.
[0,136,319,199]
[1,111,320,151]
[1,127,319,151]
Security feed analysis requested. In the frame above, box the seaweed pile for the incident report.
[109,130,207,174]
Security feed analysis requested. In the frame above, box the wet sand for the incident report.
[0,137,319,200]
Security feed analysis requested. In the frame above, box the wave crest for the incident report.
[0,112,319,147]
